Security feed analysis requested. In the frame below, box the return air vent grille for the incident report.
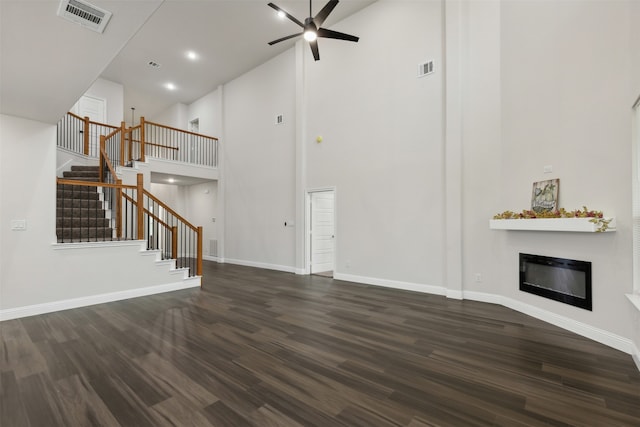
[57,0,112,34]
[418,60,434,78]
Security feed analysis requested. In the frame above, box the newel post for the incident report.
[99,135,106,183]
[83,116,90,155]
[140,116,146,162]
[171,226,178,260]
[136,174,144,240]
[116,179,123,239]
[197,226,203,278]
[120,121,126,166]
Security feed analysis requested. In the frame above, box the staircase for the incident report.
[57,165,113,242]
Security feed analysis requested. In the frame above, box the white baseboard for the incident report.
[0,280,200,321]
[224,258,296,274]
[203,255,221,262]
[333,272,446,296]
[328,275,635,357]
[632,344,640,372]
[462,290,635,355]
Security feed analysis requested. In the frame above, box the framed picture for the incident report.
[531,179,559,213]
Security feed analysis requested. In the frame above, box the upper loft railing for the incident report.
[57,113,219,168]
[57,112,119,158]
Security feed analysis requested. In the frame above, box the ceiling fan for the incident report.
[267,0,359,61]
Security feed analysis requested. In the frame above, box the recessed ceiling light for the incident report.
[186,51,198,60]
[165,82,176,91]
[277,10,285,19]
[167,178,176,183]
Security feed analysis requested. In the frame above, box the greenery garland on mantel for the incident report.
[492,206,612,232]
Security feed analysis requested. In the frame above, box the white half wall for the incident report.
[1,115,190,312]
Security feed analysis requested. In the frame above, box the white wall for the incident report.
[459,1,502,295]
[490,1,633,339]
[148,181,218,257]
[186,182,218,257]
[151,102,188,129]
[306,0,445,288]
[80,78,125,126]
[629,0,640,366]
[188,90,222,138]
[149,182,187,214]
[222,49,297,269]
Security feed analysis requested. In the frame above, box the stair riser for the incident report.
[63,171,100,178]
[56,199,103,209]
[57,184,99,193]
[70,166,100,172]
[57,190,100,200]
[57,218,110,227]
[56,228,114,239]
[56,208,106,218]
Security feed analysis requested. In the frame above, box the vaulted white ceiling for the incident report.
[0,0,376,124]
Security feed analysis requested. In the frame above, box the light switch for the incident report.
[11,219,27,231]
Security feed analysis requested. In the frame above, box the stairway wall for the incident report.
[1,114,196,317]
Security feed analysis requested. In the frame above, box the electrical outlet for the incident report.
[475,273,482,283]
[11,219,26,231]
[543,165,553,174]
[346,260,351,269]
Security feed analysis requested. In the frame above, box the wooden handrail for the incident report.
[56,178,136,190]
[144,119,219,140]
[67,111,119,129]
[143,190,199,232]
[129,139,179,151]
[123,193,172,229]
[99,139,118,183]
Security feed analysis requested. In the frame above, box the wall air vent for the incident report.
[57,0,112,34]
[418,60,435,78]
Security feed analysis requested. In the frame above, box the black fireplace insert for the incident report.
[519,253,592,311]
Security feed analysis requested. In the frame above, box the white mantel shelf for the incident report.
[489,217,616,232]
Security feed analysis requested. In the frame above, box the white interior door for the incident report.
[72,95,106,157]
[310,191,335,274]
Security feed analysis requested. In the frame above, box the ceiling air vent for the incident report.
[418,60,435,78]
[57,0,112,34]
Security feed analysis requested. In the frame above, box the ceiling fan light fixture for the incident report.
[267,0,359,61]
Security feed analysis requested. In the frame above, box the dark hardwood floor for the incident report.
[2,261,639,426]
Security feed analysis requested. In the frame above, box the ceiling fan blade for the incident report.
[313,0,339,28]
[317,27,359,42]
[309,39,320,61]
[268,32,304,45]
[268,3,304,27]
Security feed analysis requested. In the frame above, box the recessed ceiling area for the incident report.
[151,172,213,187]
[100,0,376,120]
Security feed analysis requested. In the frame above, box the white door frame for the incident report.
[305,187,337,275]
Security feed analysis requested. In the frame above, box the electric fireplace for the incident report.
[519,253,592,311]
